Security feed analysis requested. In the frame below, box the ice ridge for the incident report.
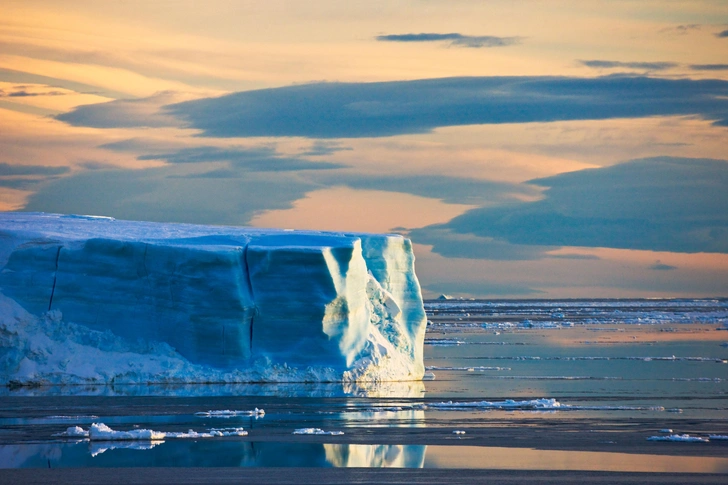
[0,212,427,385]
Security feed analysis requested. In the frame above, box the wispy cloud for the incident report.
[136,146,345,172]
[153,76,728,138]
[57,92,186,128]
[0,163,69,176]
[424,157,728,257]
[579,60,678,71]
[0,88,67,98]
[649,261,677,271]
[659,24,701,35]
[376,33,521,48]
[23,165,319,227]
[300,141,352,156]
[689,64,728,71]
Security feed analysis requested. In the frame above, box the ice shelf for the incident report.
[0,213,426,385]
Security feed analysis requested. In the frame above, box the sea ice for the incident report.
[646,434,709,442]
[0,213,427,385]
[56,423,250,441]
[53,426,89,437]
[194,408,265,417]
[293,428,345,435]
[427,398,563,410]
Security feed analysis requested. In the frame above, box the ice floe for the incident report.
[647,434,709,442]
[54,423,248,441]
[425,398,667,412]
[293,428,345,435]
[194,409,265,418]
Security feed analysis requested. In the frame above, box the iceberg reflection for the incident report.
[0,380,425,398]
[325,444,426,468]
[0,441,427,468]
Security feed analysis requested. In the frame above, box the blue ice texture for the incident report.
[0,213,426,385]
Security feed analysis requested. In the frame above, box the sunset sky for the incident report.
[1,0,727,298]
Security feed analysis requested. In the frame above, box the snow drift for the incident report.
[0,213,426,385]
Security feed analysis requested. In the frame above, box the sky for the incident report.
[1,0,727,298]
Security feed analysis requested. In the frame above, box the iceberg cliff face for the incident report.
[0,213,426,385]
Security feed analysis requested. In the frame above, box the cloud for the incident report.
[322,174,540,205]
[0,88,67,98]
[547,253,600,261]
[716,29,728,38]
[0,178,41,189]
[429,157,728,257]
[300,141,353,156]
[0,163,70,176]
[136,146,345,171]
[408,227,553,260]
[0,67,131,99]
[649,261,677,271]
[376,33,521,48]
[100,141,346,172]
[689,64,728,71]
[149,76,728,138]
[659,24,701,35]
[22,165,318,226]
[579,60,678,71]
[57,92,184,128]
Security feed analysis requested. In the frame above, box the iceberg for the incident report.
[0,212,426,385]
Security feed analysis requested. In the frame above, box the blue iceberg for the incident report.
[0,213,426,385]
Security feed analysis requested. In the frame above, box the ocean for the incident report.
[1,298,727,475]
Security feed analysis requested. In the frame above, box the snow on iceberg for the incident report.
[0,213,427,385]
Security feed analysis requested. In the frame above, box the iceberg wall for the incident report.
[0,213,426,385]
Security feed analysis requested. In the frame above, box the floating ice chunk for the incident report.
[82,423,248,441]
[424,339,464,346]
[293,428,344,436]
[90,423,166,441]
[47,415,99,420]
[208,427,249,437]
[647,434,709,442]
[426,399,666,412]
[427,398,562,410]
[452,430,466,435]
[53,426,89,437]
[195,408,265,418]
[660,429,673,433]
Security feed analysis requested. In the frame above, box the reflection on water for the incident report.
[3,441,727,473]
[0,380,426,398]
[325,444,426,468]
[1,302,726,474]
[0,441,427,469]
[425,445,728,473]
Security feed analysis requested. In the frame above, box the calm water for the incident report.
[1,299,727,471]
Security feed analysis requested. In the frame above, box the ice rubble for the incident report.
[54,423,248,440]
[0,212,427,385]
